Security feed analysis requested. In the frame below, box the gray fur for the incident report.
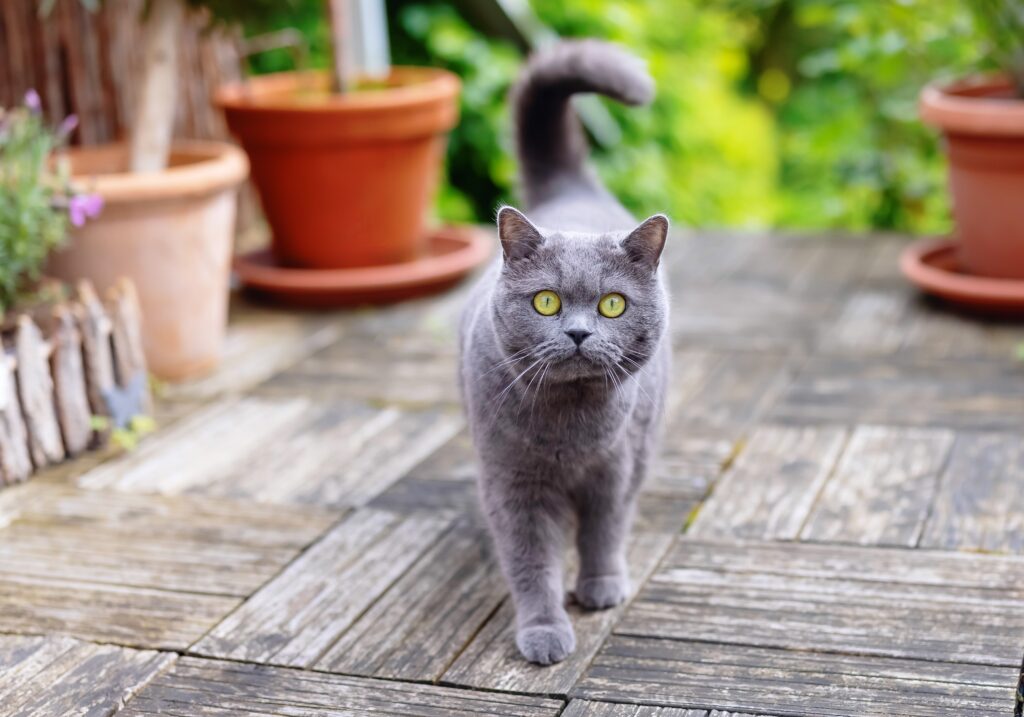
[458,40,670,666]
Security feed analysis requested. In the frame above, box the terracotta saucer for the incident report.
[900,237,1024,315]
[235,225,492,308]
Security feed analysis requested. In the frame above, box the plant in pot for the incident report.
[43,0,255,380]
[905,0,1024,311]
[1,92,101,316]
[216,0,488,307]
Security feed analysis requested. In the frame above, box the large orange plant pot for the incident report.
[47,141,249,381]
[215,69,460,269]
[920,76,1024,280]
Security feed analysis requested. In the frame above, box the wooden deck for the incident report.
[2,229,1024,717]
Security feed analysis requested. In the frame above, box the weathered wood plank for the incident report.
[0,354,32,484]
[317,524,506,680]
[49,306,93,456]
[0,483,335,596]
[193,509,453,666]
[15,314,65,468]
[574,636,1016,717]
[73,280,116,420]
[769,355,1024,430]
[0,574,236,649]
[214,404,464,507]
[801,425,955,547]
[618,538,1024,667]
[77,397,310,493]
[120,656,563,717]
[562,700,707,717]
[689,425,847,540]
[0,634,174,717]
[442,532,673,695]
[921,431,1024,553]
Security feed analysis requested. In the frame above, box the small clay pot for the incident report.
[920,76,1024,280]
[46,141,249,380]
[215,69,460,270]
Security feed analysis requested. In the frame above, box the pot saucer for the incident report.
[234,225,492,308]
[900,237,1024,315]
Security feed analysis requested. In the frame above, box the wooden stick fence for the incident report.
[0,278,150,486]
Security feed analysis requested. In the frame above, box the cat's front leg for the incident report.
[485,495,575,665]
[573,480,634,610]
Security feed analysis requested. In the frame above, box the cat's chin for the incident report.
[545,354,613,382]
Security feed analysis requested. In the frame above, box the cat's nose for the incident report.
[565,329,592,346]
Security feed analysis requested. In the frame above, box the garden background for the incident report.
[247,0,984,235]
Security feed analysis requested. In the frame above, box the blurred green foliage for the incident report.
[242,0,993,234]
[0,101,71,311]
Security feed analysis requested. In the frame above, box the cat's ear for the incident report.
[621,214,669,269]
[497,206,544,262]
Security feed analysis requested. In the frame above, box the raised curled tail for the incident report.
[512,40,654,208]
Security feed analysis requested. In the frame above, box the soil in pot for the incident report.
[920,76,1024,280]
[46,141,249,381]
[215,68,460,270]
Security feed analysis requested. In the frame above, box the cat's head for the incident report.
[489,206,669,383]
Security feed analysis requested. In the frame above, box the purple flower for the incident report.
[58,114,78,138]
[68,193,104,227]
[24,89,41,113]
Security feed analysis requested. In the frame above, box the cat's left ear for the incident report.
[621,214,669,269]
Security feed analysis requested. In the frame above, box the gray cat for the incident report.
[458,40,671,666]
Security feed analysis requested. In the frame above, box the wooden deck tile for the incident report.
[574,636,1016,717]
[618,538,1024,667]
[563,699,706,716]
[0,634,174,717]
[0,575,236,649]
[801,425,955,547]
[769,355,1024,430]
[921,431,1024,553]
[0,483,335,596]
[192,509,453,667]
[119,656,563,717]
[442,532,672,695]
[317,524,505,680]
[689,425,847,540]
[78,396,462,508]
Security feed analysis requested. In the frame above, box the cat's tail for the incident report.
[512,40,654,208]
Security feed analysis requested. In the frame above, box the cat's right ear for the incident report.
[497,206,544,262]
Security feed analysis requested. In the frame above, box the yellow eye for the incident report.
[598,293,627,318]
[532,290,561,316]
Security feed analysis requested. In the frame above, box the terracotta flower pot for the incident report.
[46,141,249,381]
[920,76,1024,280]
[215,69,460,269]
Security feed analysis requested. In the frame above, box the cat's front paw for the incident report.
[516,622,576,665]
[574,574,630,610]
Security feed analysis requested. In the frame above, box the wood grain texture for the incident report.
[317,524,505,679]
[442,533,673,695]
[0,483,335,596]
[690,425,848,540]
[0,354,32,484]
[769,355,1024,430]
[74,280,116,420]
[49,306,93,456]
[0,573,236,649]
[921,431,1024,553]
[563,700,707,717]
[0,634,174,717]
[107,279,151,414]
[119,656,563,717]
[77,397,310,493]
[619,538,1024,667]
[802,425,955,546]
[15,315,65,468]
[193,509,453,666]
[575,636,1017,717]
